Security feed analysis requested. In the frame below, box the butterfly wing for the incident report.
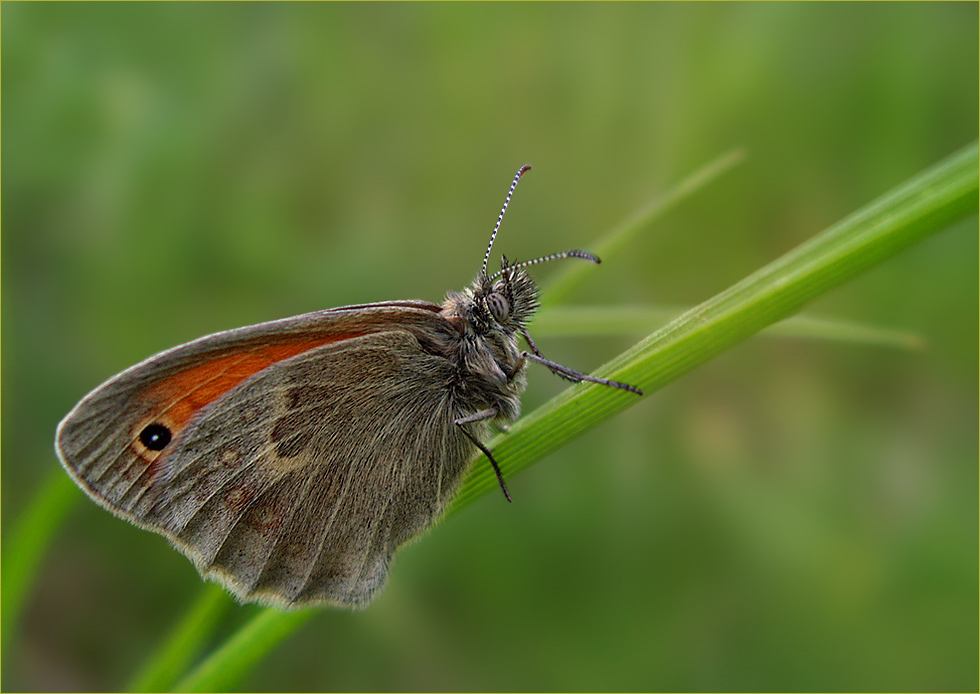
[56,302,476,608]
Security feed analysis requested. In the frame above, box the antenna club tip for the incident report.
[570,249,601,264]
[518,164,532,176]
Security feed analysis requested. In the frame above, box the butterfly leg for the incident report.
[520,327,543,359]
[519,328,643,395]
[455,408,512,502]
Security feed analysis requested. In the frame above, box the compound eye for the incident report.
[486,291,510,322]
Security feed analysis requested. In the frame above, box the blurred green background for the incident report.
[3,2,977,691]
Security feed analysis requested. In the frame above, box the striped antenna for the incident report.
[488,249,599,281]
[482,164,532,277]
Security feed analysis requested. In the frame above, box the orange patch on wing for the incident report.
[143,335,353,433]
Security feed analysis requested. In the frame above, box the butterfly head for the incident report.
[465,256,540,337]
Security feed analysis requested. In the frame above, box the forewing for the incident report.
[56,302,445,513]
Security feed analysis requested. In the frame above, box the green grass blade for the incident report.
[1,474,79,672]
[173,608,315,693]
[449,140,977,511]
[533,305,926,350]
[127,584,233,693]
[116,141,980,691]
[760,313,926,349]
[541,147,746,307]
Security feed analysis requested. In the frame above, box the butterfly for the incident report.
[55,165,642,609]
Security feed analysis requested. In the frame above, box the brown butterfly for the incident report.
[55,165,642,609]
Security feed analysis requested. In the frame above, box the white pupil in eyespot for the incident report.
[487,292,510,322]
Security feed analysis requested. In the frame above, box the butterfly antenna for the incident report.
[482,164,532,278]
[488,249,599,281]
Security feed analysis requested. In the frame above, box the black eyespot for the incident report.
[486,291,510,322]
[139,423,172,451]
